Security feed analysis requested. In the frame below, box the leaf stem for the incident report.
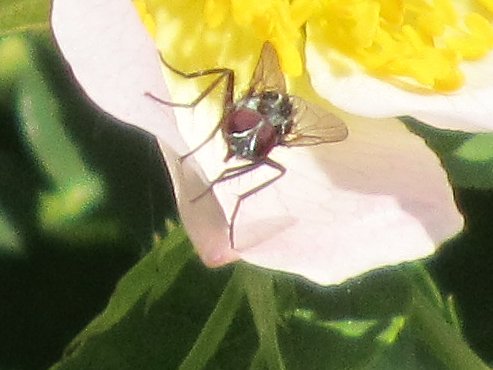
[411,290,489,370]
[241,265,286,370]
[178,267,245,370]
[403,265,489,370]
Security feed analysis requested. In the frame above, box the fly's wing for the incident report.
[283,96,349,147]
[249,42,287,94]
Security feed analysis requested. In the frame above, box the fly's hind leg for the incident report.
[228,158,285,248]
[144,52,235,161]
[190,161,266,202]
[190,158,286,248]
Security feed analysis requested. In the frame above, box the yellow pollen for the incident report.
[203,0,317,76]
[134,0,493,92]
[310,0,493,91]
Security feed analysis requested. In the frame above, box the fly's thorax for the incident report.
[249,91,294,136]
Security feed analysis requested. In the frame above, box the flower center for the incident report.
[135,0,493,92]
[203,0,317,76]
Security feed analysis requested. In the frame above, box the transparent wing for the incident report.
[283,96,349,147]
[249,42,287,94]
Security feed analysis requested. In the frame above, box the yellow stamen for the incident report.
[203,0,316,76]
[204,0,229,28]
[309,0,493,91]
[134,0,493,92]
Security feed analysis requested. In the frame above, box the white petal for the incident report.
[52,0,178,144]
[228,113,463,285]
[51,0,237,265]
[305,41,493,133]
[173,85,463,285]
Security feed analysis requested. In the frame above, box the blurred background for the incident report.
[0,28,177,368]
[1,2,493,369]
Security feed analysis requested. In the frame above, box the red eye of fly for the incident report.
[225,108,263,134]
[253,123,278,157]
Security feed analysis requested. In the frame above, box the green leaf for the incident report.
[49,228,240,370]
[38,174,107,234]
[0,36,31,92]
[280,310,407,369]
[48,251,489,370]
[272,263,489,370]
[0,207,24,257]
[362,326,445,370]
[401,117,493,189]
[242,266,286,370]
[410,289,490,370]
[70,228,192,341]
[447,136,493,189]
[14,41,107,233]
[0,0,50,36]
[396,263,489,370]
[178,268,245,370]
[16,56,96,187]
[454,134,493,162]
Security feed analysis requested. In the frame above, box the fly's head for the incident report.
[223,106,279,162]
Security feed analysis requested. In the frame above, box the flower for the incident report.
[138,0,493,132]
[52,0,467,285]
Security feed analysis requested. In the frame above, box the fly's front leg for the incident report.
[152,50,235,105]
[145,52,236,161]
[144,68,233,109]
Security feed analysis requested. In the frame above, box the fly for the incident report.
[146,42,348,247]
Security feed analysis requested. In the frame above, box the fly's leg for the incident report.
[229,158,285,248]
[190,158,286,248]
[145,52,235,160]
[190,161,266,202]
[152,51,235,107]
[144,68,233,109]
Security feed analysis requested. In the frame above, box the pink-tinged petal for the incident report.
[305,42,493,133]
[52,0,176,145]
[170,81,463,284]
[225,113,464,285]
[51,0,238,266]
